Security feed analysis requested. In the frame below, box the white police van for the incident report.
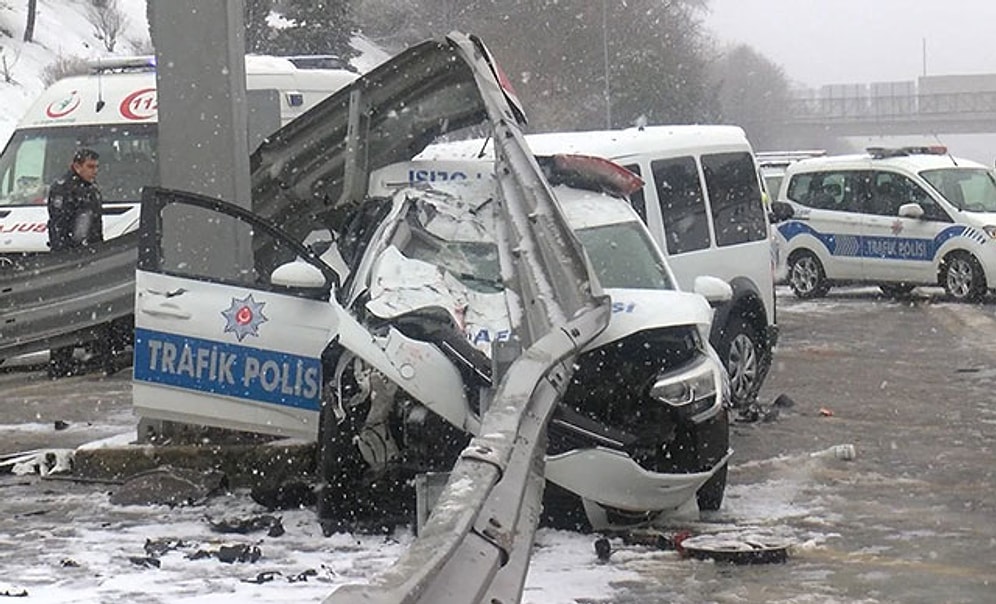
[771,145,996,301]
[422,125,777,408]
[0,55,356,261]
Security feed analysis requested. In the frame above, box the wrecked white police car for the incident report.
[132,34,732,531]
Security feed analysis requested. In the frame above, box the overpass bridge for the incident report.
[783,74,996,137]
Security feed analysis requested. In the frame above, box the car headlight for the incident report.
[648,355,721,418]
[983,225,996,239]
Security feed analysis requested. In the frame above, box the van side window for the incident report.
[651,156,710,254]
[623,163,648,223]
[701,152,767,246]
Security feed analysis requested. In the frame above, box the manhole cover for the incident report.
[680,532,791,565]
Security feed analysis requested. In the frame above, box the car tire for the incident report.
[879,283,915,297]
[719,316,765,408]
[788,251,829,299]
[942,252,986,302]
[696,462,727,511]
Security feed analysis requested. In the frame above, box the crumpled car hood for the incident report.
[249,33,526,245]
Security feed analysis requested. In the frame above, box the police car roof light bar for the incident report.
[87,55,157,74]
[867,145,948,159]
[549,154,645,198]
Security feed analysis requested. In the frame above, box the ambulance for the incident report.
[0,55,357,263]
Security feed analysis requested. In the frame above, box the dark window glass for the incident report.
[787,170,864,213]
[701,152,767,246]
[651,156,710,254]
[623,163,647,224]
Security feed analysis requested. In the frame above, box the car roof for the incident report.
[786,150,987,175]
[424,125,752,164]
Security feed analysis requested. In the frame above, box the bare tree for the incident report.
[86,0,128,52]
[709,44,792,150]
[24,0,36,42]
[0,45,18,83]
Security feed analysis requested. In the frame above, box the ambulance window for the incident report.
[651,156,710,254]
[0,135,49,206]
[622,163,647,224]
[701,152,767,246]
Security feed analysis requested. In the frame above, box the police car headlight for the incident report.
[649,356,720,417]
[983,225,996,239]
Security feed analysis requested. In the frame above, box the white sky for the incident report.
[706,0,996,89]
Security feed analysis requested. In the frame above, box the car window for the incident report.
[651,155,710,254]
[701,151,768,246]
[920,168,996,212]
[786,170,862,212]
[870,171,947,220]
[623,162,648,223]
[574,222,672,290]
[158,200,305,289]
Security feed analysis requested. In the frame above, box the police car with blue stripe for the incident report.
[770,146,996,301]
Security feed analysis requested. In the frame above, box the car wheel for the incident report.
[942,252,986,302]
[720,316,764,408]
[696,462,727,511]
[879,283,915,297]
[788,251,829,299]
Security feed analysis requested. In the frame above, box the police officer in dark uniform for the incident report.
[46,148,104,378]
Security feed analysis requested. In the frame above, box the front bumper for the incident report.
[544,446,734,515]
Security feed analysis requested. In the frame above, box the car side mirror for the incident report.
[271,260,329,289]
[693,275,733,307]
[898,203,924,219]
[768,200,795,223]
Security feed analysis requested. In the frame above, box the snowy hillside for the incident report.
[0,0,390,146]
[0,0,152,142]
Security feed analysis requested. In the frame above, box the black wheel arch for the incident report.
[708,276,773,360]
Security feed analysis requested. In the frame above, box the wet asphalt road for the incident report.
[2,286,995,603]
[606,287,996,604]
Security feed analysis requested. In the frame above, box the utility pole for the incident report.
[602,0,612,128]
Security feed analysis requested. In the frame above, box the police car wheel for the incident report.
[721,318,762,408]
[942,252,986,302]
[788,252,828,299]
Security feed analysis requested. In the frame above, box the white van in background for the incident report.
[0,55,356,259]
[422,125,777,408]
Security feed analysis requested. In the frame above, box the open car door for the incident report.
[133,187,340,438]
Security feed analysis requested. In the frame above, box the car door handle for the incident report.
[139,301,192,320]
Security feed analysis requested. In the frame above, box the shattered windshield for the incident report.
[0,125,158,206]
[920,168,996,212]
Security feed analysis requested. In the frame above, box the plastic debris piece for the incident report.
[128,556,161,569]
[242,571,281,584]
[810,444,857,461]
[819,407,834,417]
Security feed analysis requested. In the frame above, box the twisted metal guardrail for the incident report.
[0,232,137,360]
[323,36,611,604]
